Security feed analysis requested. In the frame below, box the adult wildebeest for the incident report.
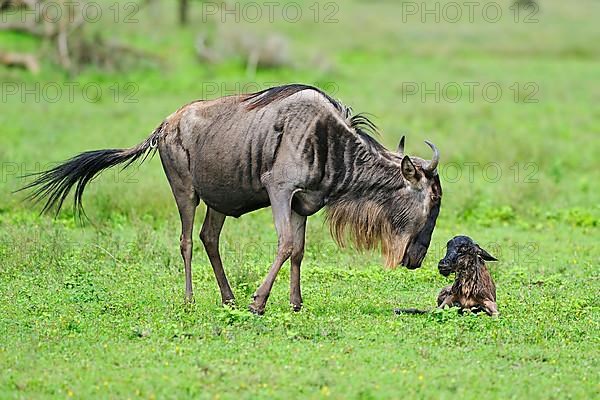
[21,84,442,314]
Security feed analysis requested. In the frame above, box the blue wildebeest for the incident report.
[21,84,442,314]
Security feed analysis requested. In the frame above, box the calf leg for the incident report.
[483,300,499,316]
[249,190,294,315]
[436,285,453,307]
[290,211,306,312]
[199,207,235,305]
[437,294,456,310]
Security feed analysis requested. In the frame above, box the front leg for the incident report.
[482,300,499,317]
[249,187,295,315]
[437,285,453,307]
[437,293,457,310]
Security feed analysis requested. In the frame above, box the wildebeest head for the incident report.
[393,137,443,269]
[438,235,497,276]
[326,136,442,269]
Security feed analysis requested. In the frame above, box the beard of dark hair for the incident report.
[325,198,410,268]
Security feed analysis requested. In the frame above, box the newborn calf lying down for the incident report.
[396,235,499,316]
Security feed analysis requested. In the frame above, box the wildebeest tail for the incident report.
[18,121,166,216]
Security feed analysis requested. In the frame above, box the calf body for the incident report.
[437,236,498,316]
[396,235,498,316]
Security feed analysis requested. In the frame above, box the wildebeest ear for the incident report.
[397,136,405,155]
[477,245,498,261]
[401,156,418,183]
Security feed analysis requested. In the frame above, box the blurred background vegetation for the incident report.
[1,1,598,398]
[1,0,598,227]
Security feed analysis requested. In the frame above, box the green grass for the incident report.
[1,0,599,398]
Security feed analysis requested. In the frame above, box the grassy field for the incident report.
[1,0,599,398]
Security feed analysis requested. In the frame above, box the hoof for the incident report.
[184,294,195,304]
[248,304,265,315]
[291,303,302,312]
[222,298,236,308]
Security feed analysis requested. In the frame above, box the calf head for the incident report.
[438,235,497,276]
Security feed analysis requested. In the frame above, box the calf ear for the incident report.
[401,156,418,184]
[477,245,498,261]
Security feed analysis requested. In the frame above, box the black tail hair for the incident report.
[17,122,165,217]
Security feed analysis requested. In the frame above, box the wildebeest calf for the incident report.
[436,235,498,316]
[396,235,498,316]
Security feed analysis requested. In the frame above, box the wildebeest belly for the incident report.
[193,163,271,217]
[197,185,270,218]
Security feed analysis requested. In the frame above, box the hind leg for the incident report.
[290,211,306,312]
[200,207,235,305]
[174,191,198,303]
[160,149,198,303]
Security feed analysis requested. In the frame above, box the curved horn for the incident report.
[424,140,440,172]
[397,136,405,156]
